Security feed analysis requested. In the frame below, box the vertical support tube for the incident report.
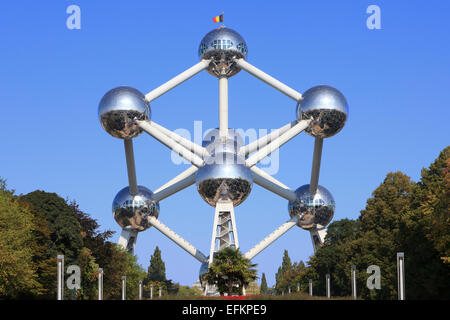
[351,265,357,300]
[98,268,103,300]
[122,276,126,300]
[124,139,138,196]
[326,274,331,298]
[150,284,154,299]
[57,255,64,300]
[139,280,143,300]
[309,279,313,296]
[297,283,300,292]
[159,286,162,298]
[219,76,228,141]
[397,252,405,300]
[309,137,323,195]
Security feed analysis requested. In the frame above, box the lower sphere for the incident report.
[288,184,335,230]
[112,185,159,232]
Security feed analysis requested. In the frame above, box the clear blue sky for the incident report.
[1,1,449,287]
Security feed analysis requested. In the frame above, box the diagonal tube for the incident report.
[239,120,298,156]
[147,216,208,263]
[145,59,211,102]
[154,166,198,194]
[245,119,311,167]
[124,139,138,196]
[244,216,300,260]
[309,137,323,195]
[235,58,303,101]
[150,121,209,159]
[251,166,297,202]
[151,169,197,202]
[137,120,204,167]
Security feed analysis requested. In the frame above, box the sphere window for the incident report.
[237,43,248,55]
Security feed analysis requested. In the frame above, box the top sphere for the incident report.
[297,85,348,138]
[198,27,248,77]
[98,86,150,139]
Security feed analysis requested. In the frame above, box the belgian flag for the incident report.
[213,14,224,23]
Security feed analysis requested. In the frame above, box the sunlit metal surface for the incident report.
[202,128,243,156]
[297,85,348,138]
[288,184,335,230]
[99,86,150,139]
[113,185,160,231]
[196,151,253,207]
[198,27,248,77]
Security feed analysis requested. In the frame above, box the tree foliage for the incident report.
[204,247,257,296]
[271,146,450,299]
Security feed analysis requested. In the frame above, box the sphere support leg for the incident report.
[118,228,138,254]
[309,228,327,253]
[208,200,238,266]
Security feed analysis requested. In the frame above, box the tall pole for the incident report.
[351,265,357,300]
[397,252,405,300]
[309,279,313,296]
[139,280,143,300]
[326,274,331,298]
[122,276,126,300]
[297,283,300,292]
[159,286,162,298]
[150,284,153,299]
[57,255,64,300]
[98,268,103,300]
[219,76,228,142]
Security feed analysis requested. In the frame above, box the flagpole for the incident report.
[222,11,225,27]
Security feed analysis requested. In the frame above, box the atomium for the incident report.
[112,185,159,232]
[198,27,248,77]
[288,184,335,230]
[99,24,348,295]
[296,85,348,138]
[99,86,150,139]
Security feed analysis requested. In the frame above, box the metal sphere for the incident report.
[288,184,335,230]
[112,185,159,232]
[196,152,253,207]
[297,85,348,138]
[198,27,248,77]
[202,128,244,155]
[98,86,150,139]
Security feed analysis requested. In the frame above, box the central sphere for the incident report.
[112,185,160,232]
[198,27,248,77]
[196,151,253,207]
[288,184,335,230]
[202,128,244,156]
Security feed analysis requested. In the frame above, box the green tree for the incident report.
[147,246,166,282]
[204,247,257,296]
[0,181,42,298]
[20,191,83,263]
[275,250,293,294]
[260,273,268,294]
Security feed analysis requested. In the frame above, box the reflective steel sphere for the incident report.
[112,185,159,232]
[196,152,253,207]
[297,85,348,138]
[198,27,248,77]
[98,86,150,139]
[202,128,244,156]
[288,184,335,230]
